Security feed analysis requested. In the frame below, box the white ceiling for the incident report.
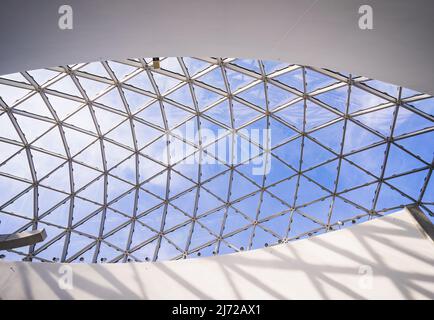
[1,0,434,94]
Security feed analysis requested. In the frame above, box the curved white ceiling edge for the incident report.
[1,207,433,299]
[1,0,434,95]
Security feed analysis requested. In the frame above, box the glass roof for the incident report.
[0,57,433,263]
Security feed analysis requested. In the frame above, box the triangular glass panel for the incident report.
[387,169,428,200]
[299,197,333,225]
[72,161,102,190]
[288,212,323,239]
[272,135,302,169]
[267,83,297,110]
[130,238,157,261]
[349,86,388,113]
[165,223,190,250]
[165,84,194,109]
[309,120,344,153]
[231,59,261,74]
[203,99,232,127]
[139,205,164,231]
[77,77,110,100]
[14,114,54,143]
[226,69,256,93]
[95,88,126,112]
[79,62,110,78]
[232,100,260,128]
[163,102,192,128]
[156,236,182,261]
[343,120,383,153]
[197,67,226,91]
[77,177,105,204]
[302,138,336,169]
[107,175,133,202]
[125,71,155,93]
[0,149,32,180]
[188,222,217,251]
[0,84,31,106]
[306,100,338,130]
[384,144,426,177]
[237,82,266,109]
[394,106,433,137]
[136,189,162,214]
[39,163,71,192]
[160,57,184,75]
[2,188,34,219]
[339,183,377,209]
[48,75,81,97]
[122,88,153,114]
[338,159,376,191]
[395,131,433,163]
[267,175,298,206]
[107,61,137,81]
[182,57,211,77]
[260,212,290,239]
[73,139,103,170]
[263,60,290,75]
[47,93,83,120]
[15,93,53,118]
[193,85,223,111]
[104,221,131,251]
[0,113,21,141]
[274,100,304,131]
[135,101,165,128]
[105,120,134,148]
[222,207,251,235]
[295,176,330,206]
[152,72,181,95]
[31,149,66,180]
[62,127,96,156]
[64,106,97,133]
[375,183,413,211]
[274,68,304,92]
[229,171,259,201]
[329,197,366,224]
[41,199,70,228]
[163,205,190,231]
[130,221,157,249]
[196,188,225,216]
[304,159,338,191]
[31,127,64,157]
[306,69,338,93]
[28,69,60,86]
[314,85,349,113]
[344,143,386,178]
[265,155,296,186]
[408,97,434,116]
[362,80,399,98]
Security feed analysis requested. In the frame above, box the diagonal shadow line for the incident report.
[153,262,213,299]
[22,263,75,300]
[131,263,147,299]
[217,261,242,299]
[285,244,329,299]
[220,258,287,299]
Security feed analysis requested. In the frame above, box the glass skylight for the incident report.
[0,57,433,263]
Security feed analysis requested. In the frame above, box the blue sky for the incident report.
[0,57,433,263]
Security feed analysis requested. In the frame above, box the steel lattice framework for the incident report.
[0,57,433,263]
